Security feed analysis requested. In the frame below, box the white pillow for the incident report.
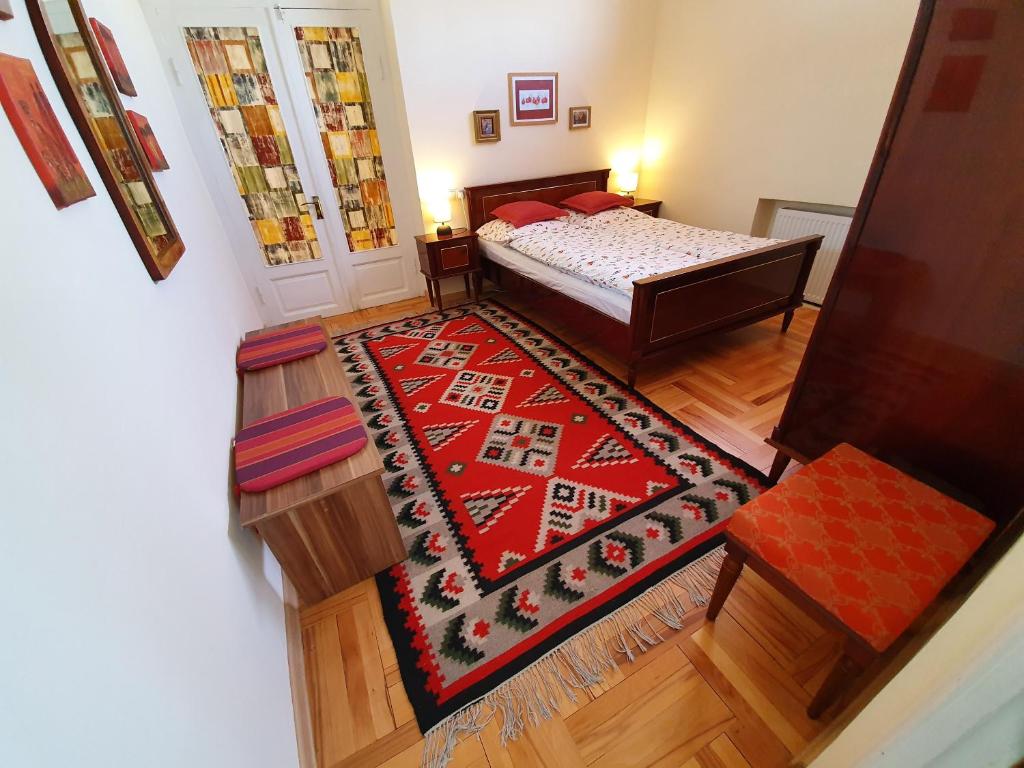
[476,218,517,244]
[575,206,649,228]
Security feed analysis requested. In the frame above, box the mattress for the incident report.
[501,207,778,297]
[479,238,633,323]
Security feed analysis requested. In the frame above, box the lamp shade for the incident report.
[618,171,639,195]
[430,197,453,224]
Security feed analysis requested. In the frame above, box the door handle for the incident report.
[300,195,325,220]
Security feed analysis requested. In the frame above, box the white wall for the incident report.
[0,2,298,766]
[812,535,1024,768]
[641,0,919,233]
[384,0,658,231]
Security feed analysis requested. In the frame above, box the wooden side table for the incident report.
[632,198,662,217]
[415,229,482,310]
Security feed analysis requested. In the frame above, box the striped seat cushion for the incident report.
[234,397,367,492]
[237,323,327,371]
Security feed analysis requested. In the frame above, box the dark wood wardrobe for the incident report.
[768,0,1023,527]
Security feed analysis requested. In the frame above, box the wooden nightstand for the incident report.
[415,229,482,310]
[632,198,662,217]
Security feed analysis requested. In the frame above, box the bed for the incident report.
[464,169,822,386]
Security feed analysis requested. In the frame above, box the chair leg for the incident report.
[707,546,746,621]
[808,650,864,719]
[768,449,792,484]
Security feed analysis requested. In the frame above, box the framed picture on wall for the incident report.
[569,106,591,130]
[126,111,170,171]
[508,72,557,126]
[472,109,500,143]
[89,17,137,96]
[29,0,185,280]
[0,53,96,208]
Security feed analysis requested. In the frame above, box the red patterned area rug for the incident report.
[334,301,768,765]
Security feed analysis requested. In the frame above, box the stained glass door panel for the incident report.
[293,26,397,253]
[184,26,322,267]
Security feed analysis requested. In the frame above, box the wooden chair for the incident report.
[706,443,995,718]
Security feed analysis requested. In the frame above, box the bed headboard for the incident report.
[463,169,610,231]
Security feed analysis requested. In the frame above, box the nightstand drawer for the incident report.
[438,243,472,271]
[633,200,661,217]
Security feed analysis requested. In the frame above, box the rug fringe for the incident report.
[420,545,726,768]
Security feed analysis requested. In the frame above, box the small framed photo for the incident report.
[473,109,501,143]
[569,106,591,130]
[508,72,558,126]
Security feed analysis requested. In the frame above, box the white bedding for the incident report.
[480,238,633,323]
[486,207,779,298]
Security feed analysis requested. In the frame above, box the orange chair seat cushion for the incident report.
[728,444,993,651]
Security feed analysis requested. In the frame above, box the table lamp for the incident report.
[619,171,639,198]
[431,197,453,237]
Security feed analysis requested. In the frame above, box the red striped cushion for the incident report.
[237,323,327,371]
[234,397,367,492]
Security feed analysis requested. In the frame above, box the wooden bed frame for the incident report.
[465,169,823,386]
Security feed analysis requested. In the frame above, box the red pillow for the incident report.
[491,200,568,228]
[560,191,634,215]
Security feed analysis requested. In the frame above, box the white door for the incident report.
[145,1,421,324]
[270,5,422,310]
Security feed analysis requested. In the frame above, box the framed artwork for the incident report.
[29,0,185,280]
[507,72,557,126]
[126,110,169,171]
[0,1,13,21]
[0,53,95,208]
[89,17,137,97]
[473,109,500,143]
[569,105,591,130]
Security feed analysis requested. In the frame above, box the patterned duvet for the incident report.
[482,207,779,298]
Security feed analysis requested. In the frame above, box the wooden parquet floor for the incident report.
[307,292,839,768]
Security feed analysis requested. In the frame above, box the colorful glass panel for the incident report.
[183,27,320,266]
[294,26,397,252]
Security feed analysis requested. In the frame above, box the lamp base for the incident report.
[435,223,453,237]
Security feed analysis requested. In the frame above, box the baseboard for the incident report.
[284,576,317,768]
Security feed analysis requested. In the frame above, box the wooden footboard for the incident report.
[626,235,822,383]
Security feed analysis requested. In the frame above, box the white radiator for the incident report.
[769,208,852,305]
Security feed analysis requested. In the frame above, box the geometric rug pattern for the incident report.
[335,301,768,732]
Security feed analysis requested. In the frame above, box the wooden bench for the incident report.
[238,318,406,605]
